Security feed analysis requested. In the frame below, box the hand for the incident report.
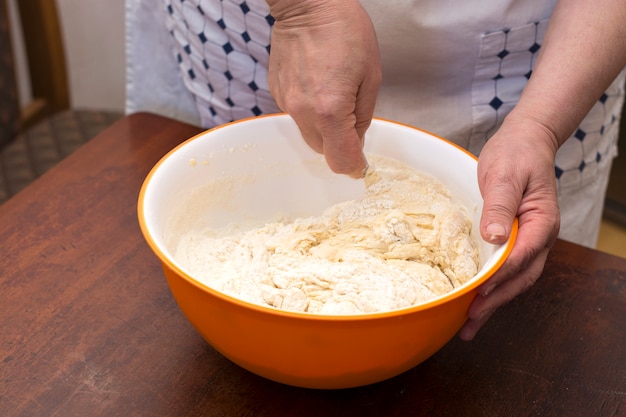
[266,0,381,178]
[456,0,626,341]
[458,115,561,340]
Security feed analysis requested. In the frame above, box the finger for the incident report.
[285,105,369,178]
[269,69,326,155]
[293,117,325,154]
[457,295,495,341]
[353,62,381,141]
[319,117,368,178]
[458,246,549,341]
[477,196,559,297]
[318,75,379,177]
[268,60,373,177]
[478,167,523,245]
[476,245,549,311]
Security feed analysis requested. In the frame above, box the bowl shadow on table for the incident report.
[189,249,619,417]
[174,254,607,417]
[172,304,530,417]
[176,322,510,417]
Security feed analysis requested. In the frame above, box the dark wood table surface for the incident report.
[1,113,624,417]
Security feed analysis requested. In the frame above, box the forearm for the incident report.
[508,0,626,150]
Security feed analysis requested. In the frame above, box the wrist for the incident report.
[499,110,561,157]
[266,0,359,22]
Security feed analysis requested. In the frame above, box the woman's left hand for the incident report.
[458,115,561,340]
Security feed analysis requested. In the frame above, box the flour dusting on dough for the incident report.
[174,154,479,315]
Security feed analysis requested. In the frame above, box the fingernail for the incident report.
[361,159,370,178]
[481,283,496,296]
[479,308,493,320]
[349,153,369,179]
[486,223,506,242]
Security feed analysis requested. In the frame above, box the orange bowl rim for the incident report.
[137,113,519,322]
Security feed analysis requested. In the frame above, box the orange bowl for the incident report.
[138,114,516,389]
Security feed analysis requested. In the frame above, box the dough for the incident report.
[174,154,479,314]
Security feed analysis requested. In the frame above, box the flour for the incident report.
[173,154,479,315]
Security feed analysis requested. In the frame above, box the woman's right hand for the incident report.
[266,0,382,178]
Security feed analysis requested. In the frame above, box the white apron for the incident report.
[125,0,625,247]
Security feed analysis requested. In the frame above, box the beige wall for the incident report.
[56,0,126,111]
[7,0,30,107]
[8,0,126,112]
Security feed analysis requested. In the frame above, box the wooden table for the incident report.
[1,113,624,417]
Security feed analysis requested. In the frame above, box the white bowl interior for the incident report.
[141,115,510,295]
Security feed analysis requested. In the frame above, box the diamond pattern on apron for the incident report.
[164,0,280,128]
[471,19,625,192]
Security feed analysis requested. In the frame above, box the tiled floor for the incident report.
[597,218,626,259]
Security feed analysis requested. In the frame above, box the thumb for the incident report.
[478,173,521,245]
[320,122,368,178]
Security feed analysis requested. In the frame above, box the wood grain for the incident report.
[1,113,624,417]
